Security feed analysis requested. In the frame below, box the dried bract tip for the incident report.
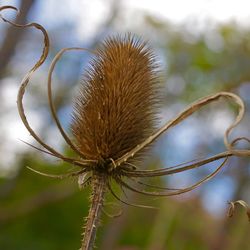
[71,35,160,165]
[228,200,250,221]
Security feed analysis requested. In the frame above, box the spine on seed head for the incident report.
[71,34,160,165]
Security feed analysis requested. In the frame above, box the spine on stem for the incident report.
[81,172,107,250]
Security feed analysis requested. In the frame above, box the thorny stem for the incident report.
[81,172,107,250]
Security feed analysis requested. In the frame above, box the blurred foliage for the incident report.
[0,0,250,249]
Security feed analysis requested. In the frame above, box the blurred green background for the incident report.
[0,0,250,249]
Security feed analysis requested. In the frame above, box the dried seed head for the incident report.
[71,34,160,164]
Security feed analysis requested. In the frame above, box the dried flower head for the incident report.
[71,35,160,164]
[1,5,250,250]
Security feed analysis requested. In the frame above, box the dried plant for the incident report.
[1,5,250,250]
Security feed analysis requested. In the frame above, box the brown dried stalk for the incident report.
[1,5,250,250]
[82,172,107,249]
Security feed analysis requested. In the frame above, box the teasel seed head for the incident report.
[71,34,161,166]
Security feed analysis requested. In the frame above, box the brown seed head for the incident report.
[71,34,160,165]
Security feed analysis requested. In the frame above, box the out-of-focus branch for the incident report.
[0,0,35,79]
[0,182,77,224]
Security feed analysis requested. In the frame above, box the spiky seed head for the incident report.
[71,34,160,165]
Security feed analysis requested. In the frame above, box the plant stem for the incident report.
[81,172,107,250]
